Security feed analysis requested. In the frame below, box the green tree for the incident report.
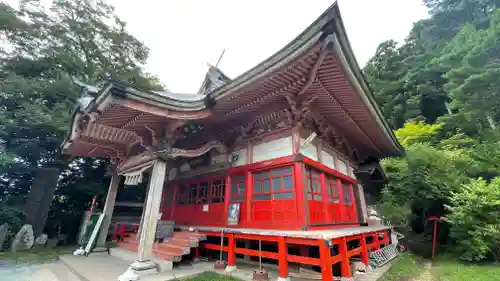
[0,0,162,236]
[394,121,442,148]
[446,177,500,261]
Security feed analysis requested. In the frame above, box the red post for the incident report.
[374,232,381,250]
[336,180,346,222]
[227,233,236,266]
[320,172,332,223]
[339,237,352,279]
[193,246,200,261]
[278,236,289,278]
[349,184,357,221]
[427,216,441,259]
[360,234,369,265]
[318,239,333,281]
[170,184,178,219]
[432,220,438,259]
[294,162,308,229]
[224,175,231,226]
[245,171,253,223]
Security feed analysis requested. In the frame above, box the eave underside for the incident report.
[63,44,395,163]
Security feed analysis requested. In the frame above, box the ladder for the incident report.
[369,244,400,268]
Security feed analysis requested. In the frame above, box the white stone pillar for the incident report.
[96,174,121,247]
[119,160,167,281]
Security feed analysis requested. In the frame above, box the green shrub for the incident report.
[445,177,500,261]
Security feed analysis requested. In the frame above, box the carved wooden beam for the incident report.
[157,140,228,159]
[225,78,306,117]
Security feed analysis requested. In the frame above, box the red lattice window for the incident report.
[176,183,189,205]
[253,167,294,200]
[306,169,322,201]
[342,183,353,206]
[326,176,340,203]
[197,181,210,204]
[211,178,225,203]
[231,175,246,202]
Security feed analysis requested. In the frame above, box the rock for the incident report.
[0,223,9,251]
[35,233,48,246]
[11,224,34,252]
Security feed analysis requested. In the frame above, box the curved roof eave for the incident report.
[206,1,403,157]
[60,1,404,158]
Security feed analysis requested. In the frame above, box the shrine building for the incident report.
[61,2,403,281]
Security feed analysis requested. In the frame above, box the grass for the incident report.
[432,257,500,281]
[0,246,73,264]
[379,252,500,281]
[182,271,243,281]
[379,253,423,281]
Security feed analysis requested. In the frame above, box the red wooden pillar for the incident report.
[338,237,352,279]
[227,233,236,267]
[278,236,289,278]
[319,239,333,281]
[374,233,381,250]
[360,234,369,265]
[224,175,231,226]
[294,162,307,229]
[170,184,178,220]
[336,180,346,222]
[349,184,357,221]
[193,246,200,261]
[245,171,253,223]
[320,172,332,223]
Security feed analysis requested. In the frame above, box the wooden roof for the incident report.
[61,2,403,165]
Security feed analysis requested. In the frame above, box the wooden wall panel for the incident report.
[252,136,292,163]
[300,138,318,160]
[320,150,336,169]
[231,148,247,166]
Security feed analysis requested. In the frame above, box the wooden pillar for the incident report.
[224,175,231,226]
[336,180,346,222]
[349,184,357,222]
[245,171,252,223]
[137,160,167,262]
[357,184,368,223]
[119,159,168,281]
[374,233,381,250]
[170,184,178,220]
[360,234,369,265]
[319,239,333,281]
[278,236,289,279]
[339,237,352,279]
[227,233,236,269]
[193,246,200,262]
[294,162,307,229]
[96,173,121,247]
[320,172,331,223]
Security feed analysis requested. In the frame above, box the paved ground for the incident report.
[0,262,80,281]
[0,252,395,281]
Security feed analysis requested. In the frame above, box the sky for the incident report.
[6,0,429,93]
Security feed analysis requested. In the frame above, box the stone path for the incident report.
[411,262,434,281]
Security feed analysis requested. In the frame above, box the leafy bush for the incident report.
[445,177,500,261]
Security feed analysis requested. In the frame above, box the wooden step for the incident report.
[117,242,182,262]
[120,239,190,255]
[163,237,199,247]
[173,232,207,241]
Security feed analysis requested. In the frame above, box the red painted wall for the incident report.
[161,155,360,230]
